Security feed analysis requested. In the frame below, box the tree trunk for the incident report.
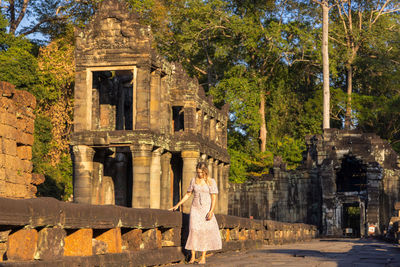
[322,1,330,129]
[259,90,267,152]
[344,64,352,129]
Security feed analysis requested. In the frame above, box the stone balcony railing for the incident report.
[0,197,318,266]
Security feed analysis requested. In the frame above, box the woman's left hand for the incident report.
[206,211,213,221]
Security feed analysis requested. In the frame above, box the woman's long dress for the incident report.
[185,178,222,252]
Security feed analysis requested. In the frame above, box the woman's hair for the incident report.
[196,162,211,185]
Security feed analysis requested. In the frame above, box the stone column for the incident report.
[150,70,161,132]
[212,160,219,213]
[72,145,95,204]
[181,150,200,213]
[207,158,214,178]
[217,162,224,213]
[366,162,383,235]
[210,117,216,141]
[135,66,151,130]
[131,144,152,208]
[160,152,172,210]
[114,152,128,206]
[150,148,163,209]
[221,164,230,215]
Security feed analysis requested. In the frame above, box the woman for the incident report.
[169,162,222,264]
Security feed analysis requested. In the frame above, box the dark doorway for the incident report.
[336,155,367,192]
[342,203,361,237]
[171,153,183,207]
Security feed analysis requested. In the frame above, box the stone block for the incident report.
[7,229,38,261]
[0,112,17,126]
[3,183,29,198]
[0,124,17,140]
[4,155,19,170]
[2,138,16,156]
[0,155,4,168]
[5,168,24,184]
[229,228,239,240]
[220,229,230,242]
[31,173,45,185]
[13,90,36,109]
[249,229,256,240]
[0,242,6,262]
[238,229,248,240]
[64,229,93,256]
[16,132,34,146]
[16,145,32,160]
[122,228,142,251]
[92,238,108,255]
[35,228,66,260]
[94,228,122,253]
[161,228,180,247]
[20,160,33,173]
[141,228,162,250]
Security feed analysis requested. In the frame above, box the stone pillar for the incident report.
[221,164,230,214]
[131,144,152,208]
[72,145,95,204]
[212,159,219,213]
[150,70,161,132]
[114,152,128,206]
[181,150,200,212]
[160,152,172,209]
[366,162,383,235]
[207,158,214,178]
[135,66,150,130]
[73,69,92,131]
[150,148,163,209]
[196,110,203,135]
[217,162,224,213]
[210,117,216,141]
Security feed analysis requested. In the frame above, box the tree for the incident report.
[329,0,400,129]
[313,0,333,129]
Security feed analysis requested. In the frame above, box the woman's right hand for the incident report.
[168,205,179,211]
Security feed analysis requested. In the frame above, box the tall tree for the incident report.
[313,0,333,129]
[330,0,400,128]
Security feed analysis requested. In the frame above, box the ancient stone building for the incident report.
[229,129,400,237]
[0,81,44,198]
[71,0,230,213]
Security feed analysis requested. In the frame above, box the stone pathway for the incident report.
[165,238,400,267]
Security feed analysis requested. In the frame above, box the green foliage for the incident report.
[0,14,38,91]
[33,115,73,200]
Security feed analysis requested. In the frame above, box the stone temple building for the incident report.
[71,0,230,214]
[229,129,400,237]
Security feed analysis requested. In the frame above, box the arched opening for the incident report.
[336,155,367,192]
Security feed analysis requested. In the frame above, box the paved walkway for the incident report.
[166,238,400,267]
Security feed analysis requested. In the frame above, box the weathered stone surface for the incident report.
[64,229,93,256]
[7,229,38,261]
[35,228,66,260]
[122,229,142,251]
[92,238,108,255]
[141,228,162,250]
[161,228,180,247]
[94,228,122,253]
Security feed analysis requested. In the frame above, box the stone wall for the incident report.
[229,165,321,227]
[0,197,317,266]
[0,82,43,198]
[229,129,400,237]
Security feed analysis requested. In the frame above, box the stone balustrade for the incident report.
[0,197,317,266]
